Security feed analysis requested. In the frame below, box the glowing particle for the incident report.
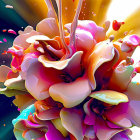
[8,29,17,35]
[92,12,96,16]
[136,82,140,85]
[2,29,7,32]
[2,50,7,55]
[17,108,20,111]
[3,124,6,127]
[3,38,7,42]
[5,5,13,9]
[112,20,125,31]
[65,7,68,10]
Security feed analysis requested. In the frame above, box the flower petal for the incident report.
[109,60,134,91]
[25,59,62,100]
[111,131,131,140]
[13,30,40,49]
[90,90,128,105]
[39,51,83,79]
[45,121,66,140]
[52,118,68,137]
[126,73,140,100]
[49,76,91,108]
[60,108,84,140]
[36,18,59,38]
[128,100,140,126]
[37,108,61,120]
[14,128,24,140]
[88,40,115,90]
[13,94,35,111]
[0,65,11,82]
[23,129,45,140]
[4,76,26,91]
[95,117,123,140]
[104,103,132,128]
[0,87,27,97]
[131,46,140,66]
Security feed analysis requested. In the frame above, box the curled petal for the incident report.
[23,129,45,140]
[94,117,123,140]
[65,20,106,42]
[14,128,24,140]
[39,51,82,70]
[13,94,35,111]
[13,30,40,49]
[128,100,140,126]
[37,108,61,120]
[84,126,96,139]
[111,131,131,140]
[25,59,62,100]
[104,103,132,128]
[90,90,128,105]
[126,73,140,100]
[60,108,84,140]
[83,99,96,125]
[49,76,91,108]
[109,60,134,91]
[39,51,83,79]
[45,121,66,140]
[0,65,11,82]
[88,40,115,90]
[0,88,27,97]
[36,18,59,38]
[4,76,26,91]
[52,118,68,137]
[131,46,140,66]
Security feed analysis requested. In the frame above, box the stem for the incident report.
[69,0,83,53]
[58,0,70,56]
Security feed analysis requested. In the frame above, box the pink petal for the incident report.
[49,76,91,108]
[109,60,134,91]
[60,108,84,140]
[36,18,59,38]
[38,51,83,79]
[128,100,140,126]
[111,131,131,140]
[0,65,11,82]
[37,108,60,120]
[94,117,123,140]
[104,103,132,128]
[25,59,63,100]
[13,30,40,49]
[88,40,115,90]
[45,121,65,140]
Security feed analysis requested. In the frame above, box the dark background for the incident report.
[0,0,28,139]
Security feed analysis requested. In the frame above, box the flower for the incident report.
[0,0,140,140]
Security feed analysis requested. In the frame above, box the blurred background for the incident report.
[0,0,140,139]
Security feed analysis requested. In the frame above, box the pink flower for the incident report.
[0,0,140,140]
